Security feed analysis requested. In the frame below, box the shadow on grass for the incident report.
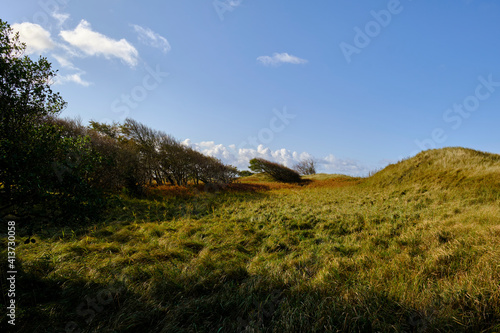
[0,257,136,333]
[7,183,272,245]
[3,258,497,333]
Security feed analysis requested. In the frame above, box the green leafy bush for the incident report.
[0,20,105,225]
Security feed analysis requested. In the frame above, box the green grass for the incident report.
[2,147,500,332]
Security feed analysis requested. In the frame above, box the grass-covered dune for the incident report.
[2,147,500,332]
[367,147,500,189]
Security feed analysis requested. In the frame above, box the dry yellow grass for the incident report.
[3,147,500,332]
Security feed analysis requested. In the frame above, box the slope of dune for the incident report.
[366,147,500,191]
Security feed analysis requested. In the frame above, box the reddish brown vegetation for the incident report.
[144,176,359,199]
[306,178,361,189]
[145,185,196,199]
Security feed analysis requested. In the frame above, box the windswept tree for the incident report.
[122,118,238,187]
[87,120,147,193]
[158,138,191,186]
[238,170,253,177]
[294,158,317,175]
[249,158,301,183]
[121,118,170,185]
[197,155,238,185]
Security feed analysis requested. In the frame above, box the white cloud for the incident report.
[60,20,139,67]
[228,0,243,8]
[55,72,91,87]
[257,52,308,66]
[181,140,368,176]
[52,54,77,69]
[132,24,171,54]
[11,22,55,54]
[319,154,368,175]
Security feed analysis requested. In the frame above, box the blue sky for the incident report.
[4,0,500,174]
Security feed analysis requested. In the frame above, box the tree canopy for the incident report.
[249,158,301,183]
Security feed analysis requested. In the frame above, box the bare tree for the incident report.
[122,118,175,185]
[294,158,316,175]
[118,118,238,187]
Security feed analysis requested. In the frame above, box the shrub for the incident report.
[294,158,317,175]
[238,170,254,177]
[248,158,302,183]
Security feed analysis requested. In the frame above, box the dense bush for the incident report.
[249,158,302,183]
[52,118,239,193]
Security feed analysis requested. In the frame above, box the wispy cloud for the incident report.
[55,72,91,87]
[52,54,91,86]
[227,0,243,8]
[257,52,308,66]
[51,11,70,27]
[182,140,368,176]
[60,20,139,67]
[319,154,368,175]
[11,22,55,54]
[52,53,77,70]
[132,24,171,54]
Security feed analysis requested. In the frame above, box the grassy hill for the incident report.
[2,147,500,332]
[367,147,500,189]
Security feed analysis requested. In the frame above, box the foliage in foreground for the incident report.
[0,18,238,227]
[0,19,105,224]
[2,148,500,332]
